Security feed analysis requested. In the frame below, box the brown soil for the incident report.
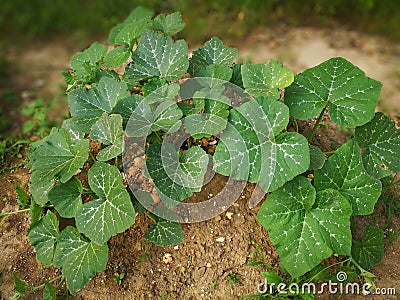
[1,25,400,299]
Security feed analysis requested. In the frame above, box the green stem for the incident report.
[306,258,350,283]
[308,106,327,142]
[144,211,157,224]
[323,150,336,155]
[0,208,30,217]
[30,274,64,293]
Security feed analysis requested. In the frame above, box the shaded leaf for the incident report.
[104,47,131,68]
[144,220,184,246]
[355,112,400,178]
[14,181,29,209]
[309,145,326,170]
[48,177,82,218]
[352,225,384,270]
[43,282,57,300]
[151,12,185,36]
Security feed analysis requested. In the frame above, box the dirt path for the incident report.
[0,25,399,299]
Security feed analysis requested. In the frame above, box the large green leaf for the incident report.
[54,226,108,295]
[125,29,188,81]
[213,99,309,192]
[111,94,143,126]
[90,113,124,161]
[242,60,294,98]
[352,225,384,270]
[150,12,185,36]
[28,128,89,205]
[75,162,135,244]
[189,37,238,76]
[314,140,382,215]
[104,47,131,68]
[355,112,400,179]
[108,6,153,46]
[144,220,184,246]
[28,211,59,265]
[68,77,130,132]
[146,143,209,207]
[284,57,382,127]
[257,176,352,278]
[48,177,82,218]
[70,42,108,82]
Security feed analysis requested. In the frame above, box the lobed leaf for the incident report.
[125,30,188,81]
[257,176,352,278]
[54,226,108,295]
[284,57,382,127]
[28,211,59,265]
[150,12,185,36]
[355,112,400,179]
[242,60,294,98]
[68,77,130,132]
[104,47,131,68]
[75,162,135,244]
[28,128,88,205]
[314,140,382,215]
[189,37,238,76]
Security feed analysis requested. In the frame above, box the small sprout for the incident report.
[225,273,241,285]
[113,272,125,285]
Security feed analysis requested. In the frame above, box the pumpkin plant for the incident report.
[10,6,400,298]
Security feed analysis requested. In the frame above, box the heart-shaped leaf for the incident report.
[314,140,382,215]
[125,29,188,81]
[150,12,185,36]
[75,162,135,244]
[352,225,384,270]
[90,113,124,161]
[189,37,238,76]
[28,211,59,265]
[68,77,130,132]
[144,220,184,246]
[54,226,108,295]
[242,60,294,98]
[284,57,382,127]
[257,176,352,278]
[355,112,400,178]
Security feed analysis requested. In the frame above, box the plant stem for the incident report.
[0,208,30,217]
[308,106,327,142]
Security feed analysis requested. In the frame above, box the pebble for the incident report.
[216,237,225,243]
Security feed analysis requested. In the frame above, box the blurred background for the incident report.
[0,0,400,143]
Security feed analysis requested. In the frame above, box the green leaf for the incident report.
[70,42,108,82]
[62,118,85,142]
[178,98,205,116]
[111,94,143,126]
[242,60,294,98]
[54,226,108,295]
[28,128,89,205]
[314,140,382,215]
[284,57,382,127]
[309,145,326,170]
[352,225,384,270]
[145,82,180,104]
[48,177,82,218]
[230,63,244,89]
[43,282,57,300]
[151,12,185,36]
[257,176,352,278]
[198,64,233,81]
[355,112,400,179]
[142,77,168,97]
[14,181,29,209]
[125,30,188,81]
[104,47,131,68]
[68,77,130,133]
[90,113,124,161]
[146,143,208,207]
[75,162,135,244]
[108,6,153,45]
[151,101,183,132]
[144,220,184,246]
[28,211,59,265]
[28,200,43,232]
[189,37,238,76]
[213,99,309,192]
[13,273,32,294]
